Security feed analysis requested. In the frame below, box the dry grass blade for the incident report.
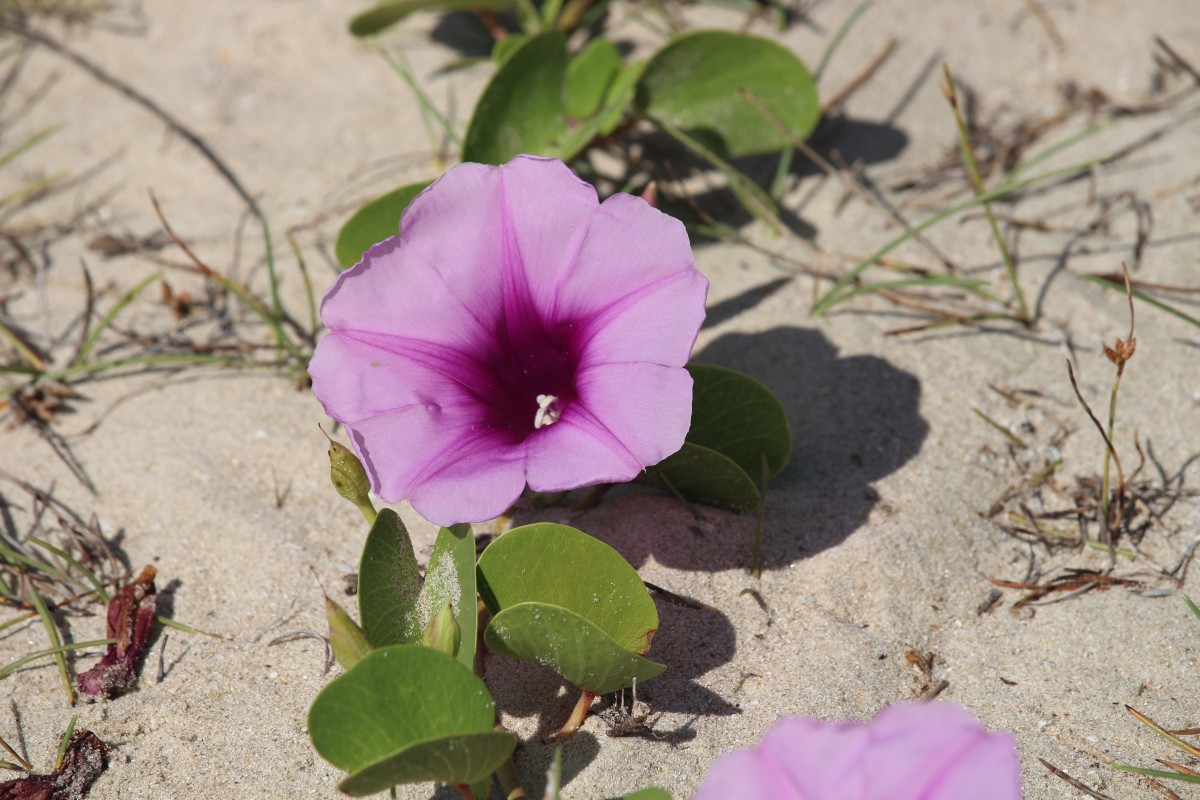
[0,730,31,771]
[1157,759,1200,779]
[1038,757,1117,799]
[1127,706,1200,759]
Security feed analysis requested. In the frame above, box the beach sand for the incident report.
[2,1,1199,797]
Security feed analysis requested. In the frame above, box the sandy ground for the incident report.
[2,0,1200,797]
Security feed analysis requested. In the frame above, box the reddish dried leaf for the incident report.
[76,566,158,699]
[0,730,109,800]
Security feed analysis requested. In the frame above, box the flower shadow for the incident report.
[482,578,738,743]
[574,325,926,572]
[688,325,928,567]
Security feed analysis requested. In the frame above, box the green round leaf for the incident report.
[485,602,665,694]
[339,732,517,795]
[637,30,819,158]
[350,0,516,37]
[640,441,761,513]
[335,181,430,269]
[567,37,621,120]
[476,523,658,654]
[358,509,423,648]
[309,645,516,794]
[462,30,569,164]
[686,364,791,478]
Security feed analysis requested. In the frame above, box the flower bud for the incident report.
[325,595,371,670]
[422,601,460,658]
[321,426,376,524]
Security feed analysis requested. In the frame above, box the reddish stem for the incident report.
[555,690,597,737]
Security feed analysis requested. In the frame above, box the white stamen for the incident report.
[534,394,561,429]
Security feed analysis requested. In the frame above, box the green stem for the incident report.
[1100,363,1125,543]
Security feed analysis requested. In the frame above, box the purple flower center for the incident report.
[481,315,580,438]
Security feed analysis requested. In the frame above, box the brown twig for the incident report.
[1155,36,1200,87]
[820,37,898,117]
[0,20,263,223]
[739,86,955,270]
[1020,0,1064,50]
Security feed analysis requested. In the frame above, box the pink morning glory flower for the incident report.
[692,702,1022,800]
[309,156,707,526]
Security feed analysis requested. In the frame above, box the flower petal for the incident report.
[310,334,501,510]
[403,431,527,526]
[323,241,497,358]
[553,192,695,321]
[574,269,708,369]
[310,157,708,526]
[525,412,644,492]
[689,750,791,800]
[497,155,599,317]
[691,703,1022,800]
[309,332,482,424]
[861,703,1021,800]
[574,362,693,467]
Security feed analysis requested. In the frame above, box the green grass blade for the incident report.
[0,638,115,679]
[0,317,45,370]
[973,407,1029,449]
[0,610,36,635]
[72,271,160,367]
[943,64,1028,322]
[0,172,68,210]
[0,540,79,588]
[1004,119,1113,183]
[1184,594,1200,622]
[651,114,782,235]
[259,217,288,363]
[288,235,318,337]
[28,536,109,603]
[0,125,62,170]
[41,353,243,383]
[770,146,793,202]
[812,156,1107,316]
[1112,764,1200,784]
[55,714,79,768]
[0,363,40,375]
[821,275,997,306]
[1079,274,1200,329]
[380,46,461,153]
[814,0,872,82]
[157,615,224,638]
[29,587,74,705]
